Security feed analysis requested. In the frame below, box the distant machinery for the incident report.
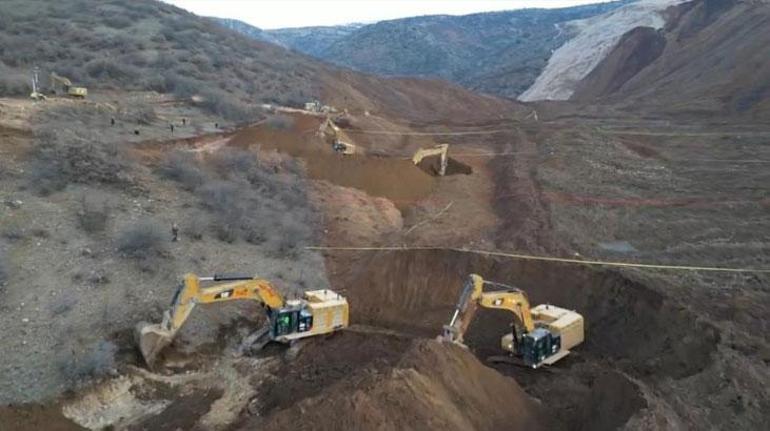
[412,144,449,176]
[49,72,87,98]
[29,67,46,101]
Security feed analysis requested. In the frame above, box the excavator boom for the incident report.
[136,273,286,367]
[136,273,348,368]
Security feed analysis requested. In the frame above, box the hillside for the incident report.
[0,0,515,124]
[218,2,630,99]
[574,0,770,120]
[0,0,329,121]
[2,0,770,430]
[0,0,520,414]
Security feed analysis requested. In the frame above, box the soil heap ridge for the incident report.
[251,339,547,431]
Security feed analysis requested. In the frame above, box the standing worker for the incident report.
[170,124,175,135]
[171,223,179,242]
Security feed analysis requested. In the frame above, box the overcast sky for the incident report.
[163,0,614,29]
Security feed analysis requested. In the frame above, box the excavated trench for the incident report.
[416,155,473,176]
[329,248,721,430]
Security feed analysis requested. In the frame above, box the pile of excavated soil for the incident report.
[242,337,547,431]
[227,115,436,207]
[310,181,403,245]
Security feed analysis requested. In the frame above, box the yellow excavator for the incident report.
[136,273,349,367]
[49,72,87,98]
[412,144,449,176]
[440,274,584,368]
[29,67,46,101]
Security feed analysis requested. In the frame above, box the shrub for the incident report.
[158,150,207,191]
[103,15,132,29]
[208,148,260,178]
[198,89,259,123]
[85,59,140,82]
[117,221,167,272]
[186,216,207,241]
[77,194,110,234]
[29,129,134,195]
[60,340,117,386]
[0,75,28,96]
[1,226,24,242]
[197,180,241,210]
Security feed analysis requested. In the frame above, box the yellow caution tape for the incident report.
[305,245,770,274]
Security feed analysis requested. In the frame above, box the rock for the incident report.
[4,199,22,209]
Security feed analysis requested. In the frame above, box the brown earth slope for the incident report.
[573,0,770,120]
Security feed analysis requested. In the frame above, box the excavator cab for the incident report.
[270,306,314,337]
[520,328,561,368]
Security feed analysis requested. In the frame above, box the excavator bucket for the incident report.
[135,321,174,368]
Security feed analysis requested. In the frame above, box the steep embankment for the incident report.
[571,26,667,100]
[519,0,685,101]
[589,0,770,120]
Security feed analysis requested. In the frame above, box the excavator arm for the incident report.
[136,273,285,367]
[412,144,449,176]
[441,274,535,347]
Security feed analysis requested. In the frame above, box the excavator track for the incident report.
[237,326,272,355]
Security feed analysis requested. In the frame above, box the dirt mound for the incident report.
[247,338,547,431]
[254,331,413,416]
[228,116,436,207]
[310,181,403,245]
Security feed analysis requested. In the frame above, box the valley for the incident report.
[0,0,769,430]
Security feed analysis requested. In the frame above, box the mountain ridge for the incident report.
[215,1,632,99]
